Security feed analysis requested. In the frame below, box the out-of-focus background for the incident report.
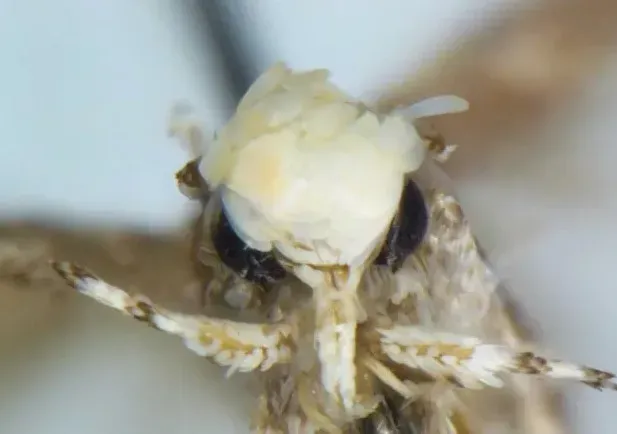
[2,0,617,433]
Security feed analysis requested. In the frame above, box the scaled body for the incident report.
[48,62,617,434]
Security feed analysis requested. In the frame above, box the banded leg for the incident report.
[51,261,293,375]
[490,293,566,434]
[376,325,617,391]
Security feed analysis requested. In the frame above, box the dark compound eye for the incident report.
[374,179,429,273]
[212,206,287,287]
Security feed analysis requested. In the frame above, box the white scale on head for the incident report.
[198,62,469,270]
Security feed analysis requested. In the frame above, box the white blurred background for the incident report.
[1,0,617,433]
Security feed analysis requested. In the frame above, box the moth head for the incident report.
[196,62,468,267]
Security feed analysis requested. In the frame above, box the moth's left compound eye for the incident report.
[176,158,288,287]
[212,207,287,287]
[374,179,429,272]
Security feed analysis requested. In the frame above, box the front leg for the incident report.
[376,325,617,392]
[51,261,294,375]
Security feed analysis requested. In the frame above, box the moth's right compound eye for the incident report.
[212,206,287,287]
[374,179,429,273]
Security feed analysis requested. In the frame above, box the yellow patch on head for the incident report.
[226,129,296,209]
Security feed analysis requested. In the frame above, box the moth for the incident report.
[52,63,616,433]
